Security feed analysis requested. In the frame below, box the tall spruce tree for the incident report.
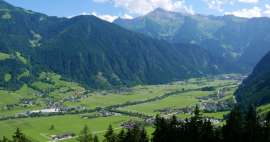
[201,120,216,142]
[93,135,99,142]
[222,106,244,142]
[186,105,204,142]
[104,125,116,142]
[117,129,126,142]
[264,111,270,142]
[152,115,168,142]
[139,127,149,142]
[77,125,93,142]
[1,136,9,142]
[167,115,180,142]
[12,128,30,142]
[0,136,7,142]
[243,105,262,142]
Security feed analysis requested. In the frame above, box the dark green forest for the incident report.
[236,52,270,106]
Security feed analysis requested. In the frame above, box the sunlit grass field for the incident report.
[0,74,241,142]
[0,115,136,142]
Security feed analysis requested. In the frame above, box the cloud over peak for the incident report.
[238,0,258,3]
[93,0,194,15]
[203,0,260,12]
[225,6,262,18]
[225,4,270,18]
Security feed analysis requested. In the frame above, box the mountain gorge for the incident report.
[115,8,270,72]
[0,0,228,90]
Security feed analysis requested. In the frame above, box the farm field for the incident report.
[118,91,212,115]
[0,74,243,142]
[0,114,137,142]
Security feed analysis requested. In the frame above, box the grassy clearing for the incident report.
[258,104,270,116]
[203,111,229,119]
[0,114,136,142]
[4,73,12,82]
[0,85,44,115]
[0,74,242,141]
[0,52,10,60]
[118,91,212,115]
[15,52,28,64]
[66,77,236,110]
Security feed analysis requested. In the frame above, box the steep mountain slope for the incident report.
[236,52,270,106]
[0,0,225,90]
[115,8,270,72]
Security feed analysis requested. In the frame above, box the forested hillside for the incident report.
[0,0,228,90]
[236,52,270,106]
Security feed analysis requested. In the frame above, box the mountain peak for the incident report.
[0,0,14,9]
[149,8,171,15]
[153,8,168,13]
[147,8,189,18]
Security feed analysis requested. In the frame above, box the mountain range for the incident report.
[115,8,270,73]
[0,0,229,90]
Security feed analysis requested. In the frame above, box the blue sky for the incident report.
[4,0,270,22]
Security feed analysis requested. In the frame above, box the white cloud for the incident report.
[122,14,133,19]
[91,12,118,22]
[238,0,258,3]
[68,12,133,22]
[204,0,259,12]
[68,12,117,22]
[225,4,270,18]
[93,0,194,15]
[225,6,262,18]
[264,4,270,17]
[204,0,234,12]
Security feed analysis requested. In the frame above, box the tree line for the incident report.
[2,105,270,142]
[151,105,270,142]
[0,128,31,142]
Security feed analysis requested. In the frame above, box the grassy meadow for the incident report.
[0,74,242,141]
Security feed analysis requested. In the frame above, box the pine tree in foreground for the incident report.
[103,124,116,142]
[78,125,93,142]
[12,128,30,142]
[93,135,99,142]
[0,136,9,142]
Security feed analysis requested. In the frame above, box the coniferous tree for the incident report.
[117,129,126,142]
[122,124,148,142]
[243,105,262,142]
[123,127,132,142]
[93,135,99,142]
[167,115,180,142]
[12,128,30,142]
[222,106,244,142]
[152,115,168,142]
[139,127,148,142]
[1,136,9,142]
[185,105,203,142]
[103,125,116,142]
[77,125,93,142]
[123,125,140,142]
[264,111,270,142]
[130,124,141,142]
[201,119,216,142]
[266,111,270,124]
